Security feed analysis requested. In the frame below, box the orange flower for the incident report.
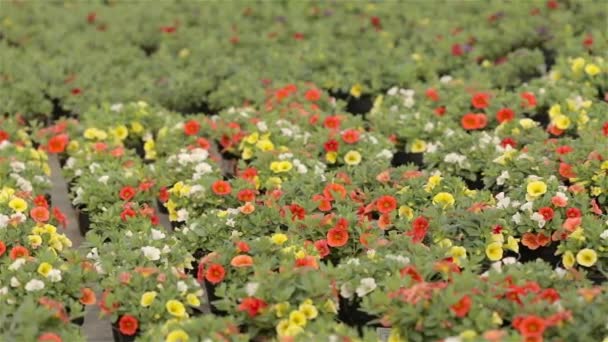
[239,202,255,215]
[323,183,347,201]
[9,245,29,260]
[295,256,318,269]
[377,214,392,230]
[230,255,254,267]
[211,180,232,196]
[376,195,397,214]
[521,233,550,250]
[30,206,50,223]
[80,288,97,305]
[327,228,349,247]
[205,263,226,284]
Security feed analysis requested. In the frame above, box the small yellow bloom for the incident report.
[398,205,413,220]
[323,299,338,314]
[274,302,290,318]
[244,132,259,145]
[460,330,478,340]
[276,319,290,336]
[284,324,303,337]
[424,174,442,192]
[432,192,455,208]
[130,121,144,134]
[112,125,129,141]
[266,177,282,189]
[28,235,42,248]
[186,294,200,307]
[241,147,253,160]
[449,246,467,265]
[343,150,362,166]
[505,236,519,253]
[165,300,186,317]
[438,238,452,248]
[141,291,157,307]
[325,151,337,164]
[410,139,426,153]
[166,329,189,342]
[289,310,307,327]
[256,139,274,151]
[492,311,503,326]
[350,83,363,98]
[271,233,288,245]
[37,262,53,277]
[548,104,561,118]
[270,161,292,173]
[570,57,585,73]
[526,180,547,198]
[562,250,575,269]
[519,118,537,129]
[553,115,571,130]
[576,248,597,267]
[585,63,601,76]
[486,242,504,261]
[8,198,27,212]
[298,303,318,319]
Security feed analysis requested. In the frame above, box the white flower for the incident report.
[296,164,308,174]
[86,248,99,260]
[10,277,21,287]
[511,212,522,224]
[495,192,511,209]
[340,283,354,299]
[520,201,534,212]
[98,175,110,184]
[600,230,608,240]
[444,153,467,166]
[356,278,377,297]
[9,213,26,225]
[426,142,441,153]
[0,287,8,295]
[346,258,360,266]
[280,128,294,137]
[9,259,26,271]
[25,279,45,292]
[0,214,9,228]
[189,185,204,194]
[440,75,453,84]
[177,281,188,293]
[531,212,546,228]
[10,161,25,172]
[141,246,161,261]
[177,209,189,222]
[194,163,212,176]
[496,170,510,186]
[424,122,435,132]
[245,282,259,296]
[110,103,123,112]
[278,153,293,160]
[256,121,268,132]
[554,267,567,278]
[376,149,393,159]
[151,229,166,240]
[386,254,410,265]
[444,337,462,342]
[368,135,378,145]
[226,218,236,227]
[502,257,517,265]
[387,87,398,96]
[125,230,133,237]
[48,269,62,282]
[403,97,415,108]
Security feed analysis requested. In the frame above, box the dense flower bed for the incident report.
[1,1,607,342]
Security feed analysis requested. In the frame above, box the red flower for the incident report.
[565,207,581,218]
[496,108,515,123]
[70,88,82,96]
[0,130,9,142]
[461,113,487,130]
[558,163,576,179]
[238,297,268,317]
[289,203,306,221]
[546,0,559,9]
[602,122,608,136]
[158,187,170,203]
[205,263,226,284]
[323,116,341,130]
[120,207,137,221]
[119,186,137,201]
[118,315,139,336]
[314,239,330,258]
[341,129,360,144]
[515,315,546,338]
[30,206,50,223]
[538,207,554,221]
[376,195,397,214]
[556,145,573,155]
[521,233,549,250]
[520,92,537,108]
[34,195,49,208]
[451,43,463,56]
[211,180,232,196]
[323,139,339,152]
[86,12,96,24]
[52,207,67,228]
[237,189,256,202]
[425,88,440,101]
[80,288,97,305]
[47,134,69,154]
[183,120,200,136]
[0,241,5,257]
[450,295,472,318]
[327,228,349,247]
[160,26,176,34]
[235,241,250,253]
[9,245,29,260]
[38,333,62,342]
[370,16,382,30]
[399,266,423,282]
[305,88,321,101]
[434,106,446,116]
[583,34,594,48]
[407,216,429,243]
[471,92,490,109]
[293,32,304,40]
[500,137,517,149]
[197,137,211,149]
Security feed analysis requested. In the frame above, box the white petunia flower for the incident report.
[531,212,546,228]
[151,229,166,240]
[141,246,161,261]
[496,170,510,186]
[9,259,26,271]
[177,281,188,293]
[256,121,268,132]
[245,282,259,296]
[48,269,62,282]
[0,214,9,228]
[340,283,354,299]
[98,175,110,184]
[10,277,21,287]
[512,212,522,224]
[25,279,45,292]
[356,278,377,297]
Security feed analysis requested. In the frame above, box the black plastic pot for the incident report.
[76,206,91,236]
[464,173,485,190]
[156,198,169,214]
[519,243,560,267]
[111,322,138,342]
[338,296,378,331]
[203,279,228,316]
[170,220,184,231]
[71,316,85,326]
[346,95,373,116]
[44,193,52,206]
[391,151,424,168]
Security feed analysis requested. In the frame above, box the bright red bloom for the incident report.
[496,108,515,123]
[461,113,487,130]
[52,207,67,228]
[515,315,546,338]
[158,187,170,203]
[47,134,69,154]
[407,216,429,243]
[314,239,330,258]
[341,129,360,144]
[34,195,49,208]
[0,130,8,142]
[235,241,250,253]
[119,186,137,201]
[86,12,96,24]
[184,120,200,136]
[583,34,594,48]
[324,139,339,152]
[451,43,463,56]
[559,163,576,178]
[435,106,446,116]
[118,315,139,336]
[323,116,341,130]
[602,122,608,136]
[399,266,423,282]
[30,206,50,223]
[565,207,581,218]
[0,241,5,257]
[237,189,256,202]
[500,137,517,149]
[9,245,29,260]
[289,203,306,221]
[120,207,137,222]
[426,88,440,101]
[538,207,554,221]
[205,263,226,284]
[71,88,82,96]
[556,145,573,155]
[376,195,397,214]
[160,26,176,34]
[327,228,349,247]
[211,180,232,196]
[546,0,559,9]
[38,333,62,342]
[238,297,268,317]
[370,16,382,29]
[80,287,97,305]
[520,92,537,108]
[450,295,472,318]
[471,92,490,109]
[305,88,321,102]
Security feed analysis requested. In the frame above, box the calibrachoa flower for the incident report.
[238,297,268,317]
[118,315,139,336]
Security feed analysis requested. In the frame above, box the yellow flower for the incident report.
[0,187,15,203]
[166,300,186,317]
[242,147,253,160]
[526,180,547,198]
[505,236,519,253]
[186,294,200,307]
[432,192,455,208]
[130,121,144,134]
[576,248,597,267]
[449,246,467,265]
[424,174,442,192]
[112,125,129,141]
[271,233,288,245]
[84,128,97,140]
[562,251,575,269]
[350,83,363,98]
[298,303,318,319]
[492,312,503,326]
[276,319,290,336]
[8,197,27,212]
[37,262,53,277]
[166,329,189,342]
[256,139,274,151]
[388,329,405,342]
[548,104,561,118]
[438,238,452,248]
[266,177,282,189]
[325,151,337,164]
[141,291,157,307]
[569,227,585,241]
[486,242,504,261]
[519,118,537,129]
[585,63,601,76]
[284,324,303,337]
[398,205,413,220]
[323,299,338,314]
[570,57,585,73]
[344,150,362,166]
[28,235,42,248]
[179,48,190,59]
[274,302,290,318]
[410,139,426,153]
[244,132,259,145]
[460,330,478,340]
[67,140,80,153]
[270,161,292,173]
[491,234,504,243]
[289,310,307,327]
[553,115,571,130]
